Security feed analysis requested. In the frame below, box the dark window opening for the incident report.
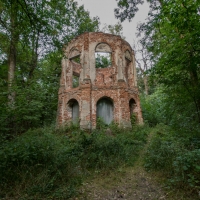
[97,97,113,125]
[68,99,79,124]
[126,58,131,67]
[125,58,131,79]
[70,55,81,64]
[129,98,137,125]
[73,74,79,88]
[129,98,137,120]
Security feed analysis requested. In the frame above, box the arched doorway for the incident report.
[129,98,137,123]
[68,99,79,124]
[97,97,113,125]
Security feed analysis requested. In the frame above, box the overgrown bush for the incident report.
[145,124,200,193]
[0,127,81,199]
[0,124,149,199]
[140,86,200,130]
[140,89,167,127]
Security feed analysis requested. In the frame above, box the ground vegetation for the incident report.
[115,0,200,196]
[0,0,200,198]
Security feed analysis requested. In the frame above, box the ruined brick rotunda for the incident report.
[57,32,143,129]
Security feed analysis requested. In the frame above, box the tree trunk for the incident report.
[8,39,16,104]
[143,75,148,95]
[29,29,40,78]
[8,4,18,105]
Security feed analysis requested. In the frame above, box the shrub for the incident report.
[145,124,200,193]
[0,124,149,199]
[0,127,80,199]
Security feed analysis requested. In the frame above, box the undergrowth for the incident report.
[0,123,149,199]
[144,124,200,195]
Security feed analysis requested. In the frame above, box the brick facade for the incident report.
[57,32,143,129]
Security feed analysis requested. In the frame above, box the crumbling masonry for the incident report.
[57,32,143,129]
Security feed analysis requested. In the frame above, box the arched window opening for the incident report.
[95,43,112,68]
[129,98,137,122]
[97,97,113,125]
[68,99,79,124]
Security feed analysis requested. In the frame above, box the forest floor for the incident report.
[71,132,198,200]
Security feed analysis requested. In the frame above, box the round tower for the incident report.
[57,32,143,129]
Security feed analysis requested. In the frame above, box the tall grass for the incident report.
[0,124,149,199]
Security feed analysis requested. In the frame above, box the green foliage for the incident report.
[71,56,81,64]
[0,0,100,136]
[96,117,107,129]
[0,127,81,199]
[114,0,143,22]
[95,53,112,68]
[140,85,200,130]
[0,56,60,135]
[116,0,200,123]
[130,113,137,128]
[116,0,200,194]
[0,124,149,199]
[102,21,125,39]
[145,124,200,192]
[143,0,200,123]
[140,88,166,126]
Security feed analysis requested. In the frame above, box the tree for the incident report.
[133,39,152,95]
[0,0,99,103]
[0,0,100,134]
[101,21,125,39]
[114,0,167,22]
[146,0,200,123]
[115,0,200,124]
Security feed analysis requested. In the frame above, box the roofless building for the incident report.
[57,32,143,129]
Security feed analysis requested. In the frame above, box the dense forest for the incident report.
[0,0,200,199]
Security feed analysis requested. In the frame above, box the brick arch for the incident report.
[94,93,115,106]
[67,98,79,106]
[69,46,82,53]
[95,42,112,53]
[65,96,80,119]
[96,96,114,105]
[129,98,137,107]
[128,95,138,103]
[66,95,81,108]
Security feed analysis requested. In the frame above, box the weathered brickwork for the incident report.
[57,32,143,129]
